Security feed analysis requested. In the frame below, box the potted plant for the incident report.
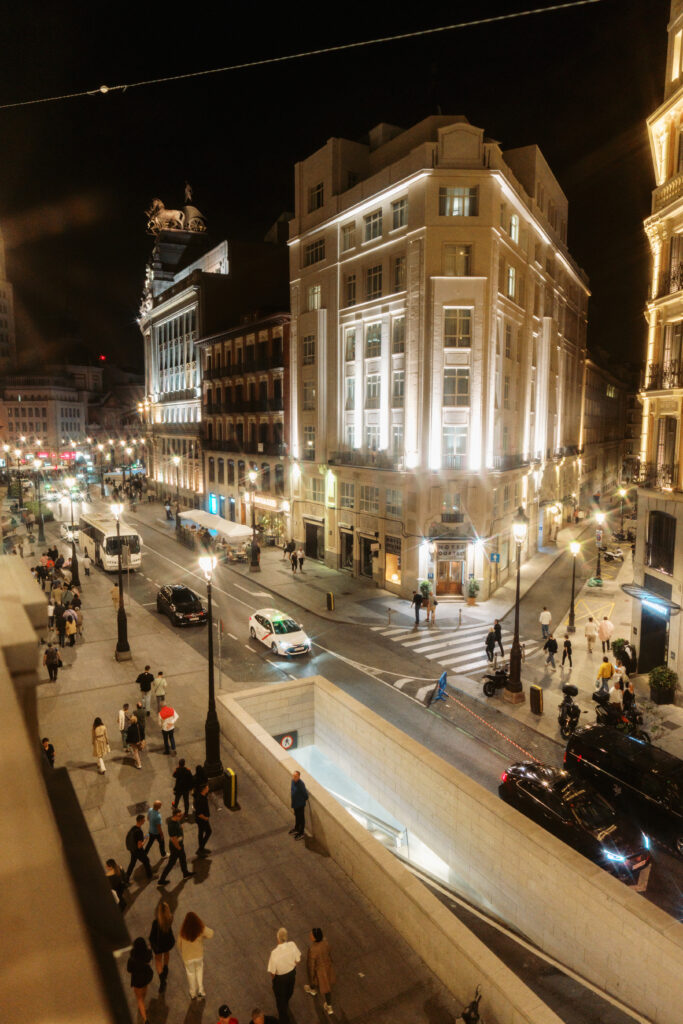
[611,638,627,664]
[466,579,480,606]
[648,665,678,706]
[419,580,431,601]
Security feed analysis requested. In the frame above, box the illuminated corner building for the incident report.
[631,0,683,672]
[0,221,17,372]
[577,357,628,508]
[289,117,588,598]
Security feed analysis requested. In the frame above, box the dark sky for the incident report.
[0,0,669,371]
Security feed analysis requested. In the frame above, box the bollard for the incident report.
[222,767,238,809]
[387,607,394,626]
[326,592,334,611]
[458,607,462,628]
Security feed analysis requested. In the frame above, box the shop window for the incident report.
[385,535,402,583]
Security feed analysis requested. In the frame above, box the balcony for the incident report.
[645,361,683,391]
[204,355,284,380]
[636,462,679,490]
[491,453,528,471]
[653,172,683,213]
[204,398,284,415]
[365,396,380,409]
[441,454,466,470]
[202,438,286,457]
[329,449,403,471]
[657,263,683,298]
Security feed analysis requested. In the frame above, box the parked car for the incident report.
[156,584,208,626]
[499,761,651,884]
[565,725,683,855]
[249,608,311,656]
[60,523,79,543]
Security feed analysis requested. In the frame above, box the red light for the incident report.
[563,752,567,765]
[500,771,508,783]
[577,754,582,762]
[99,354,106,361]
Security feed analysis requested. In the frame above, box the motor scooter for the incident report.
[557,684,585,738]
[592,690,651,743]
[482,664,509,697]
[603,547,624,563]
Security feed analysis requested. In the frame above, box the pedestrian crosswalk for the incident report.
[369,622,542,677]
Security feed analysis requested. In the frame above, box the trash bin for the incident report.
[326,592,334,611]
[529,685,543,715]
[222,767,238,809]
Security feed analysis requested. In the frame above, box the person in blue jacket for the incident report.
[290,770,309,841]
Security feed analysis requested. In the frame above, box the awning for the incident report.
[178,509,253,541]
[621,582,681,615]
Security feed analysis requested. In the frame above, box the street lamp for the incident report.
[595,510,605,580]
[618,487,627,533]
[248,469,260,572]
[199,555,224,781]
[33,459,45,543]
[505,506,529,703]
[111,502,131,661]
[63,476,80,586]
[568,540,580,633]
[14,448,22,497]
[97,443,105,493]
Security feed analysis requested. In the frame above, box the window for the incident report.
[365,323,382,357]
[347,170,361,189]
[341,222,356,251]
[305,477,324,502]
[366,264,383,300]
[443,368,470,407]
[392,370,404,407]
[217,458,225,484]
[674,31,682,81]
[304,239,325,266]
[360,485,379,512]
[503,483,511,511]
[444,308,472,348]
[303,380,316,410]
[647,511,676,574]
[386,488,403,518]
[345,273,356,307]
[345,329,356,361]
[502,425,509,452]
[366,374,381,407]
[308,284,321,310]
[303,425,316,460]
[392,316,405,353]
[504,323,512,359]
[365,424,380,451]
[208,457,215,482]
[393,255,406,292]
[510,214,519,244]
[345,377,355,410]
[392,423,404,456]
[345,422,355,447]
[442,425,468,465]
[308,182,324,211]
[302,336,316,365]
[439,186,478,217]
[340,482,355,509]
[364,209,383,241]
[504,376,510,409]
[444,243,472,276]
[507,266,516,299]
[392,198,407,229]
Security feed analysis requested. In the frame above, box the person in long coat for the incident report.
[304,927,336,1015]
[92,717,110,774]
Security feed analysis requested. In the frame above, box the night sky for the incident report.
[0,0,669,371]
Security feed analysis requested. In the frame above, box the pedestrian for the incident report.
[159,705,178,754]
[41,737,55,767]
[83,552,91,576]
[56,611,66,648]
[217,1005,238,1024]
[125,814,154,882]
[410,589,422,626]
[622,677,636,712]
[157,808,194,885]
[70,589,82,610]
[111,583,120,611]
[118,702,131,750]
[125,714,144,769]
[137,664,154,714]
[250,1009,278,1024]
[290,770,308,841]
[623,640,637,675]
[609,676,624,706]
[304,927,335,1016]
[297,547,305,572]
[614,657,629,689]
[290,549,297,573]
[18,539,24,558]
[493,619,504,657]
[585,616,598,653]
[149,900,175,993]
[561,634,573,670]
[152,670,167,710]
[126,936,154,1024]
[75,606,84,638]
[194,782,212,855]
[135,702,147,742]
[543,633,558,671]
[598,616,614,653]
[51,580,63,604]
[596,656,614,694]
[426,591,438,626]
[47,599,55,630]
[485,627,496,662]
[105,858,127,911]
[539,606,552,639]
[66,616,77,646]
[178,911,213,1000]
[43,642,60,681]
[172,758,194,814]
[268,927,301,1024]
[92,716,110,774]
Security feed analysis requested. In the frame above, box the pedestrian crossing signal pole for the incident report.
[505,508,528,704]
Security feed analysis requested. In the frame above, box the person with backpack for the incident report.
[125,814,154,882]
[43,642,60,681]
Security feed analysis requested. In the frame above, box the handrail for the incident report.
[328,788,407,847]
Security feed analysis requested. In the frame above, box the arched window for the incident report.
[228,459,235,484]
[208,457,215,483]
[218,458,225,484]
[261,463,271,491]
[275,464,284,495]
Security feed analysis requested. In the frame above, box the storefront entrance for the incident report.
[639,603,669,674]
[435,541,467,595]
[359,537,374,578]
[304,520,324,561]
[340,531,353,571]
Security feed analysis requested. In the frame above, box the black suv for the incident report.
[565,725,683,855]
[156,585,207,626]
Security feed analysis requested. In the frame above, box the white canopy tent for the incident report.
[178,509,253,541]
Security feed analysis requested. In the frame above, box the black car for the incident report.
[565,725,683,855]
[499,762,651,883]
[156,585,208,626]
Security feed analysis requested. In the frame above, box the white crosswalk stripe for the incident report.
[370,622,541,676]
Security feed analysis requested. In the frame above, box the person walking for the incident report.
[126,715,144,769]
[126,936,154,1024]
[118,702,131,751]
[493,619,504,657]
[268,927,301,1024]
[41,737,55,767]
[426,591,438,626]
[178,911,214,1000]
[83,552,91,577]
[297,548,305,573]
[56,609,67,648]
[410,589,422,626]
[43,642,60,681]
[194,782,212,855]
[145,801,166,859]
[585,616,598,654]
[47,599,55,630]
[290,770,308,841]
[152,671,167,710]
[157,808,193,885]
[561,634,573,670]
[65,616,77,646]
[125,814,154,882]
[598,616,614,653]
[596,656,614,694]
[609,677,624,706]
[250,1009,278,1024]
[290,549,297,573]
[172,758,194,814]
[622,677,636,712]
[105,858,127,911]
[149,900,175,993]
[485,627,496,663]
[111,583,120,612]
[159,706,178,754]
[304,927,335,1016]
[137,665,154,715]
[539,606,552,639]
[92,716,110,774]
[543,633,558,671]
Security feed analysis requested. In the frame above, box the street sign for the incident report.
[490,552,500,563]
[273,731,298,750]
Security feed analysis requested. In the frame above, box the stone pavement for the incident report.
[35,517,463,1024]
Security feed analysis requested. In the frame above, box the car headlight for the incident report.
[642,833,650,850]
[604,851,627,863]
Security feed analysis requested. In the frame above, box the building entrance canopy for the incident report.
[621,582,681,615]
[178,509,252,540]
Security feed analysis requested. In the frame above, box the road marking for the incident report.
[394,677,413,689]
[230,582,272,598]
[227,632,238,641]
[140,541,254,610]
[243,644,252,651]
[415,684,434,703]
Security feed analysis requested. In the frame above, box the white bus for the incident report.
[78,513,143,571]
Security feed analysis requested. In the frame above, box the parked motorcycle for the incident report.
[603,547,624,563]
[558,684,585,739]
[592,690,651,743]
[482,664,509,697]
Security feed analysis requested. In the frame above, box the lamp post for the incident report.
[33,459,45,543]
[248,469,260,572]
[111,502,131,660]
[14,448,22,498]
[595,510,605,581]
[172,454,180,506]
[199,555,224,781]
[618,487,626,533]
[505,506,529,703]
[63,476,80,586]
[97,443,105,494]
[568,540,580,633]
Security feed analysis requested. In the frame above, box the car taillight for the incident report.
[563,752,567,765]
[500,771,508,783]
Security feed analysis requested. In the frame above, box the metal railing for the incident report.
[491,453,528,471]
[645,361,683,391]
[328,789,407,850]
[441,454,466,470]
[636,462,679,489]
[329,449,402,471]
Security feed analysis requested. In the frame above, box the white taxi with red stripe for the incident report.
[249,608,311,656]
